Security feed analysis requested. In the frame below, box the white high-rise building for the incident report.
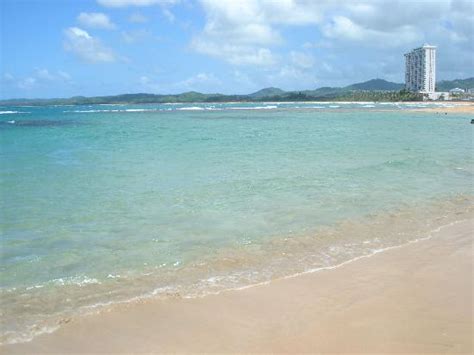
[404,44,436,93]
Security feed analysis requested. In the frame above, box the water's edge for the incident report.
[2,196,472,345]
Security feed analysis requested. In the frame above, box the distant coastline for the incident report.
[1,77,473,106]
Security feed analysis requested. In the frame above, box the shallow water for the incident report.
[1,102,473,344]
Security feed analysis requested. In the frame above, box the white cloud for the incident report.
[121,29,152,43]
[197,0,430,53]
[139,75,152,85]
[140,76,160,91]
[3,73,15,81]
[192,0,312,67]
[13,69,73,90]
[58,71,72,81]
[197,1,282,46]
[63,27,116,63]
[18,77,37,90]
[179,72,221,88]
[162,8,175,22]
[290,51,314,70]
[191,38,277,67]
[137,75,161,92]
[77,12,116,30]
[199,0,323,30]
[172,72,222,92]
[136,72,222,93]
[232,70,254,87]
[319,1,472,51]
[322,16,421,47]
[344,1,450,32]
[191,0,336,67]
[192,0,473,81]
[97,0,177,8]
[35,68,55,81]
[266,63,319,91]
[312,1,473,81]
[33,68,71,83]
[128,13,148,23]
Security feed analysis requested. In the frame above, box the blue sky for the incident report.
[1,0,473,99]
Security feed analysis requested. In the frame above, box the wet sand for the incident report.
[4,219,473,353]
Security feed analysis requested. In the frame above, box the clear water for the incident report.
[1,102,473,344]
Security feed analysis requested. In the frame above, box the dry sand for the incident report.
[411,102,474,114]
[3,219,473,354]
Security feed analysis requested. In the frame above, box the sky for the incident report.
[0,0,473,99]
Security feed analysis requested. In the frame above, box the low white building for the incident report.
[424,92,450,100]
[449,87,465,94]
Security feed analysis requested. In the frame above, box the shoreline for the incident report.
[2,100,473,110]
[4,218,472,353]
[409,102,474,114]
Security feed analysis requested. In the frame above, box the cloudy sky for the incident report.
[1,0,473,98]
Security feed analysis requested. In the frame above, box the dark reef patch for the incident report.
[0,119,80,128]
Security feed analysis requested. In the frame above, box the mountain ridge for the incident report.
[1,78,472,106]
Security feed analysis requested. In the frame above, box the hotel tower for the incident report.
[404,44,436,93]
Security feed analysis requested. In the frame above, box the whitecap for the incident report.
[0,110,27,115]
[106,274,121,279]
[65,108,157,113]
[176,107,205,111]
[254,105,278,109]
[49,276,101,287]
[65,110,103,113]
[123,109,157,112]
[229,105,278,110]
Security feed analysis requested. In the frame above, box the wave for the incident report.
[175,107,223,111]
[176,107,206,111]
[0,111,28,115]
[4,214,471,345]
[254,105,278,109]
[1,276,101,294]
[65,109,159,113]
[229,105,279,110]
[2,196,472,345]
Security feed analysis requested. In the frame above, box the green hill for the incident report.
[249,87,286,98]
[436,78,474,91]
[345,79,404,91]
[1,77,472,106]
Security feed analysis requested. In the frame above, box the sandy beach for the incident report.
[411,102,474,114]
[3,1,474,353]
[4,218,472,354]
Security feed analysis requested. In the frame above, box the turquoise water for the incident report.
[1,102,473,343]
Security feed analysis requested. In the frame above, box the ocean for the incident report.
[1,102,473,344]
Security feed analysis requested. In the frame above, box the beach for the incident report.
[2,0,473,352]
[1,103,473,351]
[409,101,474,114]
[4,218,472,353]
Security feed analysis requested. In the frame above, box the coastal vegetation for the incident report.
[1,78,471,106]
[436,77,474,91]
